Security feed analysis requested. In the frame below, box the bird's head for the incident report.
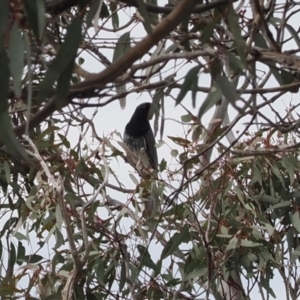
[131,102,153,122]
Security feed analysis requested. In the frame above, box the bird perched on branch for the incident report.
[123,102,160,213]
[123,102,158,178]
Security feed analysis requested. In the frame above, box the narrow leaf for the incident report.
[228,7,247,67]
[113,32,131,62]
[161,225,189,259]
[56,59,76,108]
[8,23,24,98]
[37,17,83,104]
[0,1,9,37]
[286,23,300,49]
[176,66,201,106]
[215,74,239,104]
[198,87,222,120]
[23,0,45,39]
[0,48,29,162]
[292,212,300,233]
[136,0,152,34]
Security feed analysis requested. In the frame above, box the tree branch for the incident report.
[44,0,235,15]
[12,0,204,138]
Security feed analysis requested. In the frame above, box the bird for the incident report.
[122,102,160,213]
[123,102,158,178]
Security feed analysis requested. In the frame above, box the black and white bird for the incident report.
[123,102,158,178]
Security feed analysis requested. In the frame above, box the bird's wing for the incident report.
[144,128,158,170]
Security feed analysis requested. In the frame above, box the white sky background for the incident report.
[1,0,300,298]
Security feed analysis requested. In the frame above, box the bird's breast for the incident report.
[123,133,146,154]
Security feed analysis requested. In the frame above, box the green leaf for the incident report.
[0,112,29,162]
[28,254,43,264]
[200,19,218,43]
[254,32,268,49]
[23,0,45,39]
[227,6,247,67]
[269,63,283,86]
[161,225,189,259]
[198,86,222,120]
[136,0,152,34]
[56,59,76,108]
[181,114,192,122]
[37,17,83,104]
[38,126,60,141]
[8,242,16,271]
[54,228,64,249]
[96,260,105,285]
[192,126,201,142]
[185,268,207,280]
[13,232,28,241]
[119,261,126,291]
[240,240,261,247]
[113,32,131,62]
[268,200,291,210]
[168,136,191,147]
[16,242,26,265]
[86,0,101,26]
[55,204,63,229]
[137,245,159,272]
[286,23,300,49]
[176,66,201,106]
[281,155,295,185]
[227,52,245,74]
[226,236,238,251]
[255,195,279,203]
[129,173,139,185]
[152,88,163,137]
[215,74,239,104]
[0,47,9,112]
[115,82,127,109]
[159,158,167,172]
[251,164,263,186]
[8,23,24,98]
[260,275,276,298]
[3,161,10,183]
[0,47,30,163]
[146,0,158,27]
[0,1,9,37]
[292,212,300,233]
[110,2,119,29]
[170,149,178,157]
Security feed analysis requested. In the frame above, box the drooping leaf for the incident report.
[176,66,201,106]
[135,0,152,34]
[115,82,127,109]
[0,0,9,37]
[292,212,300,233]
[200,19,218,43]
[227,6,247,67]
[198,86,222,120]
[286,23,300,49]
[0,47,30,163]
[8,23,24,98]
[23,0,45,40]
[109,2,119,29]
[56,59,76,108]
[168,136,191,147]
[137,245,159,272]
[37,17,83,105]
[113,32,131,62]
[161,225,190,259]
[215,74,239,104]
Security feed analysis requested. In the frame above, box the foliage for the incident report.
[1,0,300,299]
